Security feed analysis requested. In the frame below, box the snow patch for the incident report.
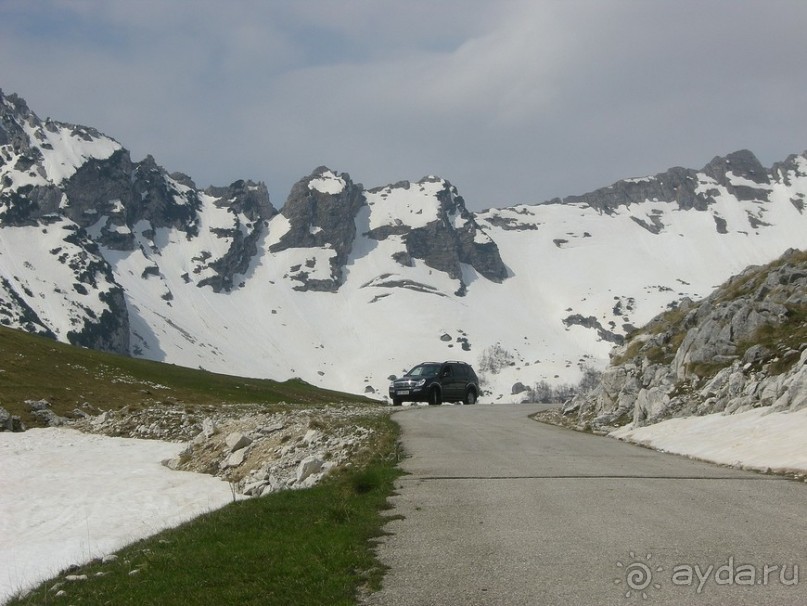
[611,408,807,474]
[0,428,234,604]
[308,170,346,195]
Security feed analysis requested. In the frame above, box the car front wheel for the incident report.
[428,387,442,405]
[464,390,477,405]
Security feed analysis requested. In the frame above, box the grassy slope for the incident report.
[0,325,375,426]
[2,325,402,605]
[613,249,807,376]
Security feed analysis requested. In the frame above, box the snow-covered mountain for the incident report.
[1,88,806,401]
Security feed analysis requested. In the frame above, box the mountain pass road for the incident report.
[364,404,807,606]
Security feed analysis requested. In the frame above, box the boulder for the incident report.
[225,432,252,452]
[202,417,217,438]
[296,455,324,483]
[223,449,247,468]
[0,407,24,432]
[25,399,51,412]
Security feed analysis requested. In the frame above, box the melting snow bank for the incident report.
[0,428,236,605]
[611,408,807,476]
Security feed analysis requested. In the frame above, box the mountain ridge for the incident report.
[1,88,806,401]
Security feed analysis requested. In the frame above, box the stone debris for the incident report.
[0,406,25,432]
[225,432,252,452]
[70,403,387,496]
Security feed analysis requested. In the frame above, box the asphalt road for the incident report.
[363,404,807,606]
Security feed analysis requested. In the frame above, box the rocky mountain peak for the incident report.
[552,149,780,215]
[270,167,365,291]
[398,176,508,288]
[770,152,807,204]
[703,149,768,184]
[701,149,772,202]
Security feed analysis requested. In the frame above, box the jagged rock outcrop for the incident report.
[565,249,807,429]
[396,177,508,288]
[364,176,508,296]
[197,180,276,292]
[270,167,365,291]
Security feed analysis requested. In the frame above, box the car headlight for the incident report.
[415,379,426,387]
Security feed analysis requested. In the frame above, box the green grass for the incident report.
[611,305,689,367]
[8,414,402,605]
[713,249,807,305]
[738,303,807,374]
[2,325,403,605]
[0,325,374,426]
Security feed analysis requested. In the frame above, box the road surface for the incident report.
[364,404,806,606]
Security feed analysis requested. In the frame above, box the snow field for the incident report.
[0,428,235,605]
[611,408,807,475]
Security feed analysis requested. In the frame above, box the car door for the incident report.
[439,364,460,401]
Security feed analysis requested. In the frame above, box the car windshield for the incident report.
[406,364,440,377]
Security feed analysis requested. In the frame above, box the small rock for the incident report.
[163,457,182,470]
[296,455,324,483]
[92,410,113,426]
[259,422,284,435]
[0,407,11,431]
[65,574,88,582]
[25,399,51,412]
[201,417,217,438]
[225,432,252,452]
[225,449,247,468]
[303,429,321,445]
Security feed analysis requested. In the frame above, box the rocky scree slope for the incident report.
[563,249,807,430]
[66,403,388,496]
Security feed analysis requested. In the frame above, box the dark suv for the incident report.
[389,361,480,406]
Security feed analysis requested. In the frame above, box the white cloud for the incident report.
[1,0,806,209]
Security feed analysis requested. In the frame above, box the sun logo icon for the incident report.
[615,552,664,600]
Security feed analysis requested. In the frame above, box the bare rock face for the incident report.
[269,167,365,291]
[565,249,807,430]
[198,180,276,292]
[398,177,508,290]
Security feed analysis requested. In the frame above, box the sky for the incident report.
[1,0,806,211]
